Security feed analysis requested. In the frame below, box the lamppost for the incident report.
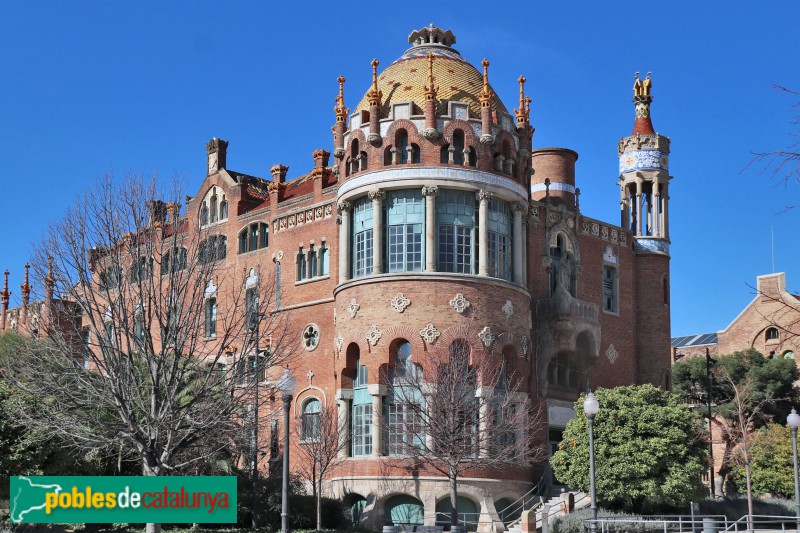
[787,408,800,530]
[249,311,267,531]
[584,392,600,533]
[277,367,297,533]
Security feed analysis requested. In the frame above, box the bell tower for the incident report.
[620,73,673,388]
[618,72,671,254]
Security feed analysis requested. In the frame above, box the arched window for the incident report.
[130,256,153,283]
[205,298,217,338]
[437,189,476,274]
[199,235,227,264]
[352,197,374,278]
[220,195,228,220]
[161,247,187,275]
[397,130,409,164]
[784,351,795,360]
[453,129,465,165]
[352,356,372,456]
[302,398,321,440]
[385,339,423,455]
[238,223,269,254]
[548,352,578,390]
[210,193,218,223]
[603,266,619,313]
[100,266,122,291]
[134,309,147,349]
[387,190,424,273]
[385,495,424,528]
[487,197,512,280]
[766,327,780,341]
[200,203,209,227]
[550,233,577,297]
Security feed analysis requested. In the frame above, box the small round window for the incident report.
[303,324,320,351]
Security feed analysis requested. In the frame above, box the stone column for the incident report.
[522,218,528,286]
[619,182,629,229]
[368,384,385,457]
[477,190,492,276]
[652,178,660,237]
[337,202,352,283]
[512,203,525,285]
[635,178,643,236]
[476,386,491,458]
[422,186,439,272]
[369,190,385,274]
[336,389,352,459]
[662,184,670,239]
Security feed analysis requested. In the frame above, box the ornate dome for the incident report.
[354,25,509,120]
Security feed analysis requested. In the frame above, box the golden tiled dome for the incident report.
[354,28,508,120]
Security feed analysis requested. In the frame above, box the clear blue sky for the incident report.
[2,1,798,338]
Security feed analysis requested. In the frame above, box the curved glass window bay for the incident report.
[437,190,476,274]
[352,197,374,278]
[387,190,423,273]
[487,197,512,281]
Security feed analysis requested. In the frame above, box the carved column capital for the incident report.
[421,185,440,197]
[336,200,352,213]
[511,202,527,214]
[475,189,494,203]
[368,189,386,201]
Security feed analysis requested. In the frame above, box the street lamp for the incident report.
[584,392,600,533]
[277,367,297,533]
[248,312,267,531]
[787,407,800,530]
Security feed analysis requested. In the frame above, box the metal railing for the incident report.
[721,514,800,532]
[496,471,548,526]
[583,515,730,533]
[434,511,480,531]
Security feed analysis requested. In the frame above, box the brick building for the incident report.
[672,272,800,363]
[1,26,674,530]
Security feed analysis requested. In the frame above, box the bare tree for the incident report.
[750,86,799,205]
[384,335,546,528]
[0,173,295,533]
[294,400,347,530]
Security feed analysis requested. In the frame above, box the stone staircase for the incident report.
[504,485,589,533]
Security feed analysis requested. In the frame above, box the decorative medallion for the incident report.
[601,226,609,240]
[502,300,514,318]
[419,323,440,344]
[347,298,360,319]
[335,334,344,352]
[450,293,470,314]
[611,229,618,243]
[303,324,320,351]
[548,212,557,223]
[581,221,590,233]
[591,223,599,236]
[366,325,382,346]
[606,344,619,364]
[391,293,411,313]
[567,218,575,229]
[478,326,495,348]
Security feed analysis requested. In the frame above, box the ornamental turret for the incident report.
[618,72,672,254]
[333,76,348,159]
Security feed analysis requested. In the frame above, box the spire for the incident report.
[424,52,438,101]
[366,59,382,107]
[334,76,349,123]
[45,256,55,299]
[1,269,9,330]
[21,263,30,304]
[515,75,531,128]
[479,59,493,107]
[632,71,655,135]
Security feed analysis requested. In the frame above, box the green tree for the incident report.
[730,423,795,498]
[550,385,707,512]
[672,349,798,489]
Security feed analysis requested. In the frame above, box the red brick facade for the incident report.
[1,27,674,531]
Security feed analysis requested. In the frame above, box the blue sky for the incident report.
[1,1,798,337]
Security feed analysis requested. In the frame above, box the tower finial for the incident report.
[515,75,531,127]
[45,256,55,291]
[21,263,30,303]
[424,52,438,100]
[334,76,349,122]
[2,270,9,303]
[631,71,655,135]
[479,59,493,106]
[366,60,382,106]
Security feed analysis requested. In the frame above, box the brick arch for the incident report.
[438,325,482,361]
[381,324,425,355]
[493,130,518,159]
[496,331,516,350]
[384,119,422,147]
[339,330,368,355]
[347,128,368,152]
[293,387,327,417]
[442,119,479,147]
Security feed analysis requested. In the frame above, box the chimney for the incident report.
[206,138,228,175]
[1,270,9,330]
[146,200,168,225]
[269,164,289,205]
[20,263,30,324]
[312,150,331,200]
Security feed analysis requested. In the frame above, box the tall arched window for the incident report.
[453,129,465,165]
[205,297,217,338]
[397,130,409,164]
[437,189,476,273]
[387,190,424,273]
[766,327,780,341]
[220,195,228,220]
[487,197,512,281]
[200,203,209,227]
[385,339,422,455]
[352,197,374,278]
[352,357,372,456]
[302,398,321,440]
